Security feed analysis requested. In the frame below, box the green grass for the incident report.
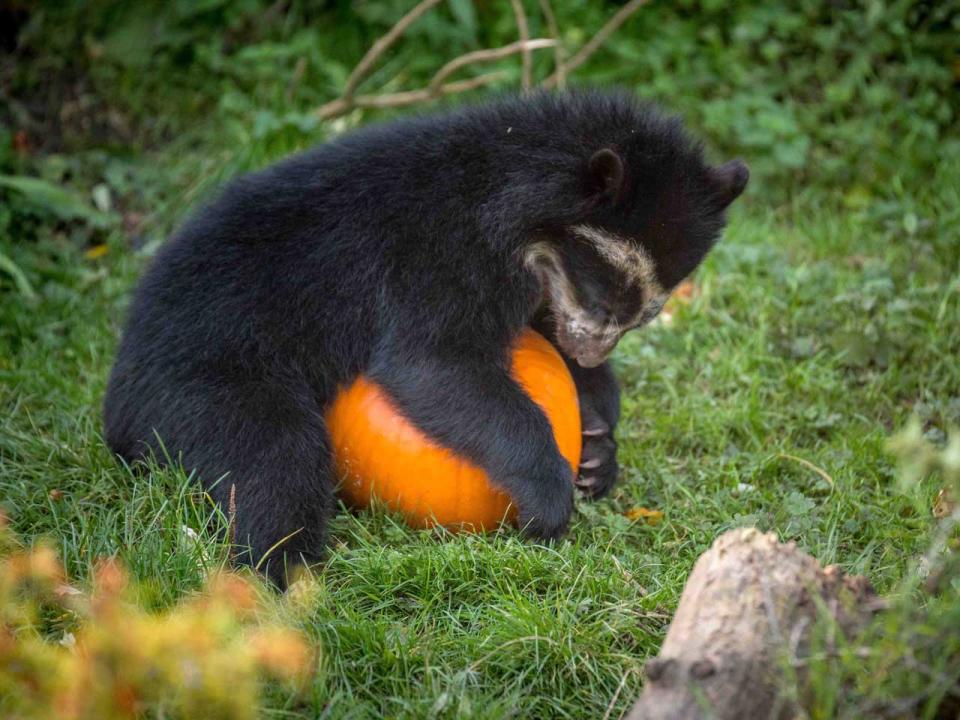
[2,141,958,717]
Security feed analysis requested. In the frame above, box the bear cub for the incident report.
[103,89,748,583]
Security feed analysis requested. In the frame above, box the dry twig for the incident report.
[777,452,835,487]
[313,0,652,122]
[342,0,444,100]
[510,0,533,90]
[227,483,237,561]
[537,0,566,88]
[315,1,554,122]
[428,39,556,95]
[316,72,510,121]
[286,56,307,103]
[545,0,650,88]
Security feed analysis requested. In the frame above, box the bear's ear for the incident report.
[707,159,749,210]
[588,148,625,203]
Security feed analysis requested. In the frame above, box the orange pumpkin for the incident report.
[326,328,581,531]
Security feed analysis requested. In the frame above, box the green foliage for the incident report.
[0,174,113,227]
[796,426,960,720]
[4,1,958,198]
[628,0,960,191]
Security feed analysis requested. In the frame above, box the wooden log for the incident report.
[627,527,877,720]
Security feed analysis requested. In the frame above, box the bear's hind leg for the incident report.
[108,371,338,587]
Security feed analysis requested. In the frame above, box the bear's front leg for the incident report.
[369,349,575,540]
[564,359,621,499]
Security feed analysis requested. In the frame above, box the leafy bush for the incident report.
[3,1,957,192]
[629,0,959,193]
[0,513,313,720]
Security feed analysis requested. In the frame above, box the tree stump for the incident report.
[627,527,877,720]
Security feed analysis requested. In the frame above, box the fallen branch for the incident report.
[626,528,878,720]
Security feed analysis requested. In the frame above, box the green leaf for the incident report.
[0,175,113,228]
[903,212,919,235]
[447,0,477,42]
[784,491,816,517]
[0,250,36,300]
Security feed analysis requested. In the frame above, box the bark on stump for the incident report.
[627,527,876,720]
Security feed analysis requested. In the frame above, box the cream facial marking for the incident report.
[523,234,671,367]
[524,242,603,334]
[523,241,622,367]
[572,224,657,287]
[571,224,667,329]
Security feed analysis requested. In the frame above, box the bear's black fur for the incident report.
[103,89,747,583]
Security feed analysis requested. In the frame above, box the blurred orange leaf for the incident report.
[248,628,312,679]
[0,521,314,720]
[672,280,696,303]
[658,280,698,325]
[624,507,664,525]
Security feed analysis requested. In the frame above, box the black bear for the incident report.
[103,89,748,583]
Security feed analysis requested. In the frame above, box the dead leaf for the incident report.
[844,254,871,269]
[933,487,956,519]
[658,280,698,325]
[84,244,108,260]
[624,507,664,525]
[672,280,696,303]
